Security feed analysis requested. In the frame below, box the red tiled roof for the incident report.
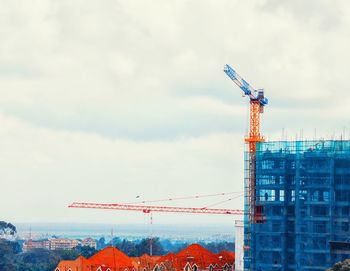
[216,251,235,263]
[89,246,134,269]
[131,253,161,269]
[175,244,219,269]
[157,252,176,263]
[57,255,92,271]
[56,244,234,271]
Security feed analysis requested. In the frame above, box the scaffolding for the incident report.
[244,140,350,271]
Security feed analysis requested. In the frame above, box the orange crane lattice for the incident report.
[68,202,244,215]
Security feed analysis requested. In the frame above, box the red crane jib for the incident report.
[68,202,244,215]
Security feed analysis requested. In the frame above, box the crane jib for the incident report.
[223,64,268,106]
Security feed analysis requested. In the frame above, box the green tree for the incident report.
[136,238,164,256]
[74,245,98,258]
[328,259,350,271]
[17,248,61,271]
[0,221,17,238]
[115,239,137,256]
[55,248,80,260]
[97,237,107,250]
[0,239,19,270]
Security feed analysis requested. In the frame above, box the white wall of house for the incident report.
[234,220,244,271]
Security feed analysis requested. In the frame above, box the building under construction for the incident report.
[244,140,350,271]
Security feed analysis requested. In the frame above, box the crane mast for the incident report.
[223,64,268,264]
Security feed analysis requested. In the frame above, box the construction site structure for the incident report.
[247,140,350,271]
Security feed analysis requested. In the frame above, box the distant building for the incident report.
[22,237,99,252]
[22,239,50,252]
[81,237,97,249]
[55,244,235,271]
[50,238,79,250]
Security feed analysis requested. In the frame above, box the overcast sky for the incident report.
[1,0,350,227]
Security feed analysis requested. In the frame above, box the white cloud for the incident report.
[0,0,349,225]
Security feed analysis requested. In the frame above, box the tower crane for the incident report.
[223,64,268,153]
[223,64,268,235]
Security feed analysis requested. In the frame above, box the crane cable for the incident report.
[201,193,244,209]
[124,191,243,205]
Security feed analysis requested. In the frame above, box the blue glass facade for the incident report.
[245,140,350,270]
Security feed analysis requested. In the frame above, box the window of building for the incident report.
[279,190,285,201]
[335,159,350,168]
[312,238,326,249]
[272,206,282,216]
[311,191,319,202]
[287,223,294,232]
[322,191,330,202]
[287,206,295,216]
[312,206,328,216]
[271,236,281,247]
[313,253,326,265]
[289,161,296,169]
[342,206,349,215]
[259,175,276,185]
[299,190,308,201]
[290,190,295,202]
[272,251,281,265]
[313,222,326,233]
[262,160,274,169]
[342,222,349,232]
[258,189,275,201]
[336,190,350,201]
[272,223,280,232]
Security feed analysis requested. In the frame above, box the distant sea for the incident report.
[16,223,235,242]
